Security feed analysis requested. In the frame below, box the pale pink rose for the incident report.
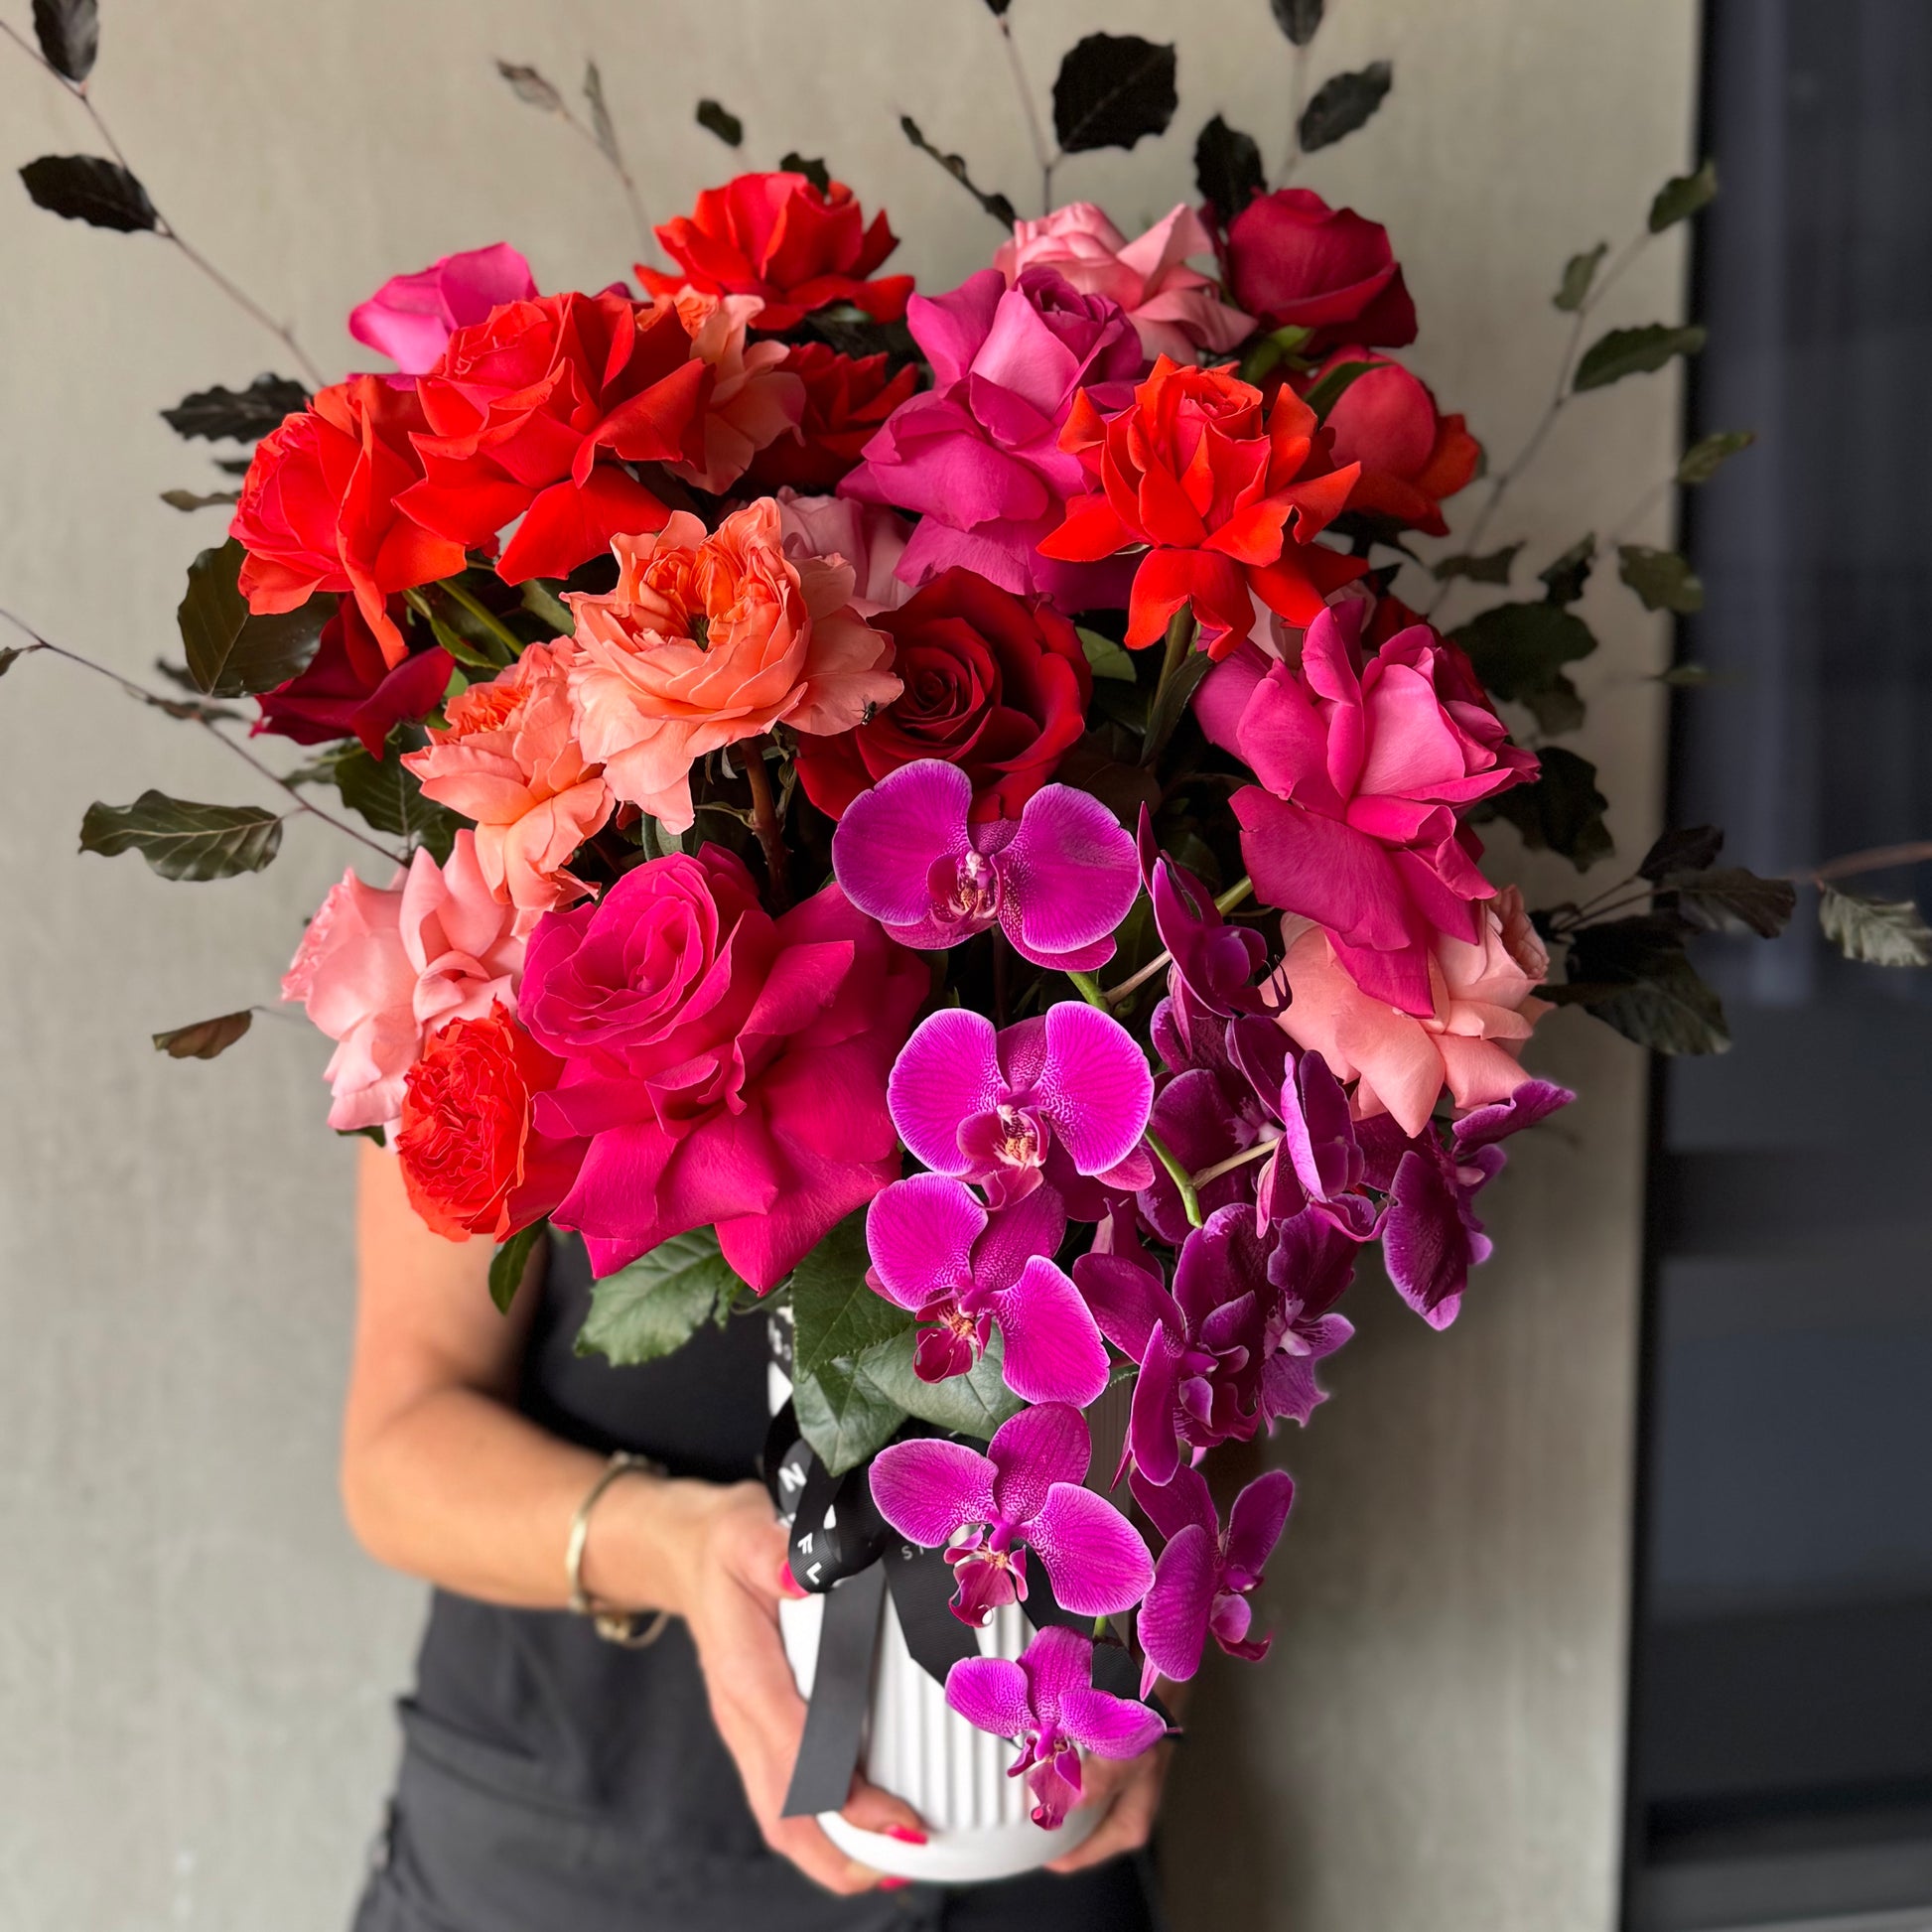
[282,830,525,1134]
[566,499,900,832]
[774,489,915,616]
[667,291,806,494]
[1271,888,1553,1138]
[993,203,1253,363]
[403,640,614,927]
[347,242,538,377]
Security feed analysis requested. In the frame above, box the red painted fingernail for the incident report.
[884,1824,927,1845]
[774,1560,807,1600]
[879,1875,909,1890]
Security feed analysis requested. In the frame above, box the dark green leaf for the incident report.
[1554,242,1607,313]
[495,60,563,112]
[1476,746,1611,871]
[858,1328,1025,1442]
[1051,32,1177,155]
[338,1124,386,1147]
[1300,357,1375,423]
[984,0,1013,14]
[519,580,574,635]
[1553,944,1730,1054]
[487,1220,547,1314]
[32,0,98,81]
[21,154,158,232]
[1573,323,1706,392]
[1452,601,1596,704]
[79,791,282,881]
[160,487,241,511]
[1270,0,1324,45]
[1539,535,1596,607]
[779,152,833,197]
[1056,729,1162,825]
[1194,114,1265,227]
[161,374,308,443]
[583,61,621,168]
[1141,646,1215,769]
[792,1353,908,1477]
[1076,625,1136,684]
[1638,824,1722,880]
[178,539,333,697]
[695,98,744,147]
[897,115,1017,228]
[575,1228,742,1362]
[1617,544,1704,614]
[791,1211,909,1379]
[1665,866,1795,939]
[1676,429,1755,485]
[1237,323,1313,385]
[1818,886,1932,968]
[1298,61,1392,153]
[331,745,460,859]
[1658,662,1714,688]
[1431,543,1521,586]
[0,645,25,679]
[152,1010,252,1060]
[1523,673,1586,738]
[1648,158,1718,232]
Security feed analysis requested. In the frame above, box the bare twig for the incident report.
[995,13,1054,216]
[743,736,790,909]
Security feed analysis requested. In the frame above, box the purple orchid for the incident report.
[868,1402,1154,1626]
[865,1173,1110,1405]
[945,1624,1168,1829]
[833,760,1142,972]
[1130,1465,1295,1694]
[1136,808,1268,1053]
[889,1001,1156,1213]
[1359,1078,1574,1327]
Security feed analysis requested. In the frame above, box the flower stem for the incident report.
[995,14,1055,216]
[744,737,790,909]
[1190,1135,1279,1190]
[1066,969,1110,1011]
[1145,1126,1203,1230]
[436,577,526,662]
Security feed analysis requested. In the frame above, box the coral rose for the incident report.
[640,171,912,330]
[399,292,711,586]
[348,242,538,377]
[396,1005,585,1241]
[994,203,1252,363]
[1224,189,1417,353]
[1305,348,1480,537]
[564,498,900,833]
[745,343,917,492]
[1038,355,1364,652]
[281,831,524,1135]
[253,597,451,758]
[404,640,614,926]
[794,565,1092,822]
[1271,890,1552,1139]
[231,375,465,667]
[664,290,806,494]
[520,847,927,1289]
[774,491,915,617]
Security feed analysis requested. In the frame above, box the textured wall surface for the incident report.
[0,3,1696,1927]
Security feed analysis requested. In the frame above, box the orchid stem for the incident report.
[435,577,525,662]
[1066,970,1110,1012]
[1190,1136,1279,1191]
[744,737,790,909]
[1103,878,1254,1008]
[1145,1126,1203,1230]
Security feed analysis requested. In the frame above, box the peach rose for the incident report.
[774,489,915,617]
[565,498,900,832]
[1271,887,1552,1138]
[403,640,614,927]
[667,290,806,494]
[993,203,1253,363]
[282,830,524,1135]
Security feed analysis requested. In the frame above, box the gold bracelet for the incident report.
[566,1450,672,1648]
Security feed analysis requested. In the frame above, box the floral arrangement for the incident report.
[11,0,1931,1838]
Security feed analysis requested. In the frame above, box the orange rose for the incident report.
[564,498,900,832]
[665,290,806,495]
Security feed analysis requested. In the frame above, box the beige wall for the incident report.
[0,2,1697,1926]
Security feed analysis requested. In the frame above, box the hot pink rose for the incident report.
[404,640,614,927]
[1197,601,1537,1017]
[347,242,538,377]
[665,290,806,494]
[994,203,1252,363]
[520,846,927,1289]
[281,830,524,1134]
[1271,889,1552,1138]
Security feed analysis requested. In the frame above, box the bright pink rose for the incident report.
[665,289,806,494]
[347,242,538,377]
[839,267,1144,605]
[994,203,1252,363]
[774,490,915,617]
[520,846,927,1290]
[1271,890,1552,1138]
[281,830,524,1134]
[1198,601,1537,1017]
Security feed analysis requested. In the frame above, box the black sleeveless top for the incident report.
[353,1235,1161,1932]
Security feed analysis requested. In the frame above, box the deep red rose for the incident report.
[253,598,452,758]
[1225,190,1417,354]
[400,292,712,587]
[794,566,1093,823]
[231,375,466,667]
[744,343,917,491]
[638,172,913,331]
[396,1005,585,1243]
[1039,356,1366,656]
[1306,348,1480,537]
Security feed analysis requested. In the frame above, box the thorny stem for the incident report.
[1,21,328,388]
[995,14,1054,217]
[743,736,790,909]
[1144,1125,1203,1230]
[1103,876,1256,1008]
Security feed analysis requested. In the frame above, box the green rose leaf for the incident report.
[1573,323,1707,392]
[1076,625,1137,685]
[1648,158,1718,232]
[575,1227,745,1362]
[1452,601,1597,705]
[792,1354,908,1478]
[1677,429,1755,485]
[1473,746,1612,872]
[859,1328,1026,1443]
[488,1220,548,1315]
[1431,543,1522,587]
[1818,887,1932,968]
[331,745,461,859]
[1617,545,1704,615]
[791,1210,910,1377]
[179,539,335,697]
[1554,242,1608,313]
[79,790,282,882]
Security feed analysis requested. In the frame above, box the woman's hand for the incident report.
[1044,1737,1174,1875]
[666,1479,928,1897]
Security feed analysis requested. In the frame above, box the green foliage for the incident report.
[1052,33,1177,154]
[330,745,461,859]
[489,1220,548,1314]
[1476,747,1612,871]
[0,646,25,679]
[1617,545,1704,614]
[862,1328,1025,1441]
[779,152,832,197]
[1270,0,1324,46]
[1300,357,1376,422]
[1665,868,1796,939]
[1431,544,1521,587]
[1638,824,1724,880]
[1648,159,1718,231]
[695,98,744,147]
[32,0,99,82]
[1677,430,1756,485]
[789,1210,913,1474]
[1818,886,1932,968]
[1538,535,1596,607]
[495,61,565,113]
[576,1228,746,1362]
[1452,601,1596,707]
[1076,626,1137,685]
[1574,324,1706,392]
[79,791,282,881]
[178,539,333,697]
[1299,62,1393,153]
[1551,915,1731,1055]
[1194,114,1265,227]
[151,1010,253,1060]
[20,154,157,232]
[1554,243,1608,313]
[161,374,308,443]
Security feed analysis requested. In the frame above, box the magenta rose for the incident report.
[519,846,928,1291]
[840,267,1144,607]
[347,241,537,377]
[1223,190,1416,354]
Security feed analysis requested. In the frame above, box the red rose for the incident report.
[396,1005,585,1242]
[400,293,712,587]
[638,172,913,331]
[1224,190,1417,353]
[744,343,917,491]
[1308,349,1480,536]
[232,375,466,667]
[253,598,452,758]
[1038,356,1366,656]
[794,566,1092,822]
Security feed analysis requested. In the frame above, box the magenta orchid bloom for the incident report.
[869,1402,1154,1626]
[833,760,1141,971]
[1130,1465,1295,1693]
[945,1624,1167,1828]
[889,1002,1156,1212]
[865,1174,1110,1405]
[1135,809,1267,1055]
